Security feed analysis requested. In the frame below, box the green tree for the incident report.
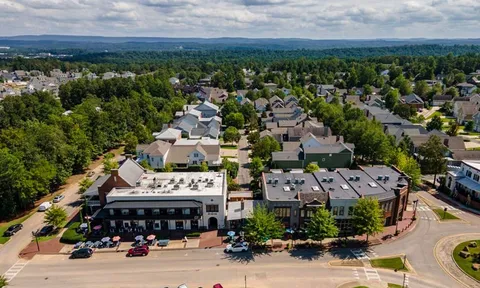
[465,121,474,131]
[447,120,459,136]
[393,103,415,119]
[418,135,447,186]
[225,113,245,129]
[102,153,119,174]
[79,177,94,194]
[249,157,264,179]
[441,101,454,115]
[44,205,67,228]
[124,132,138,155]
[244,204,284,245]
[454,73,466,84]
[393,75,412,95]
[0,275,8,288]
[247,131,260,145]
[426,115,443,131]
[307,207,339,243]
[200,161,209,172]
[163,163,174,172]
[385,89,399,110]
[389,150,421,185]
[223,126,241,144]
[252,136,280,161]
[414,80,430,99]
[352,197,384,242]
[304,163,320,173]
[445,86,459,97]
[139,159,153,170]
[221,99,239,117]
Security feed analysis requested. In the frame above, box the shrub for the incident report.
[186,232,201,238]
[60,222,86,244]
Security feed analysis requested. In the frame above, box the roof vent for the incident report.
[384,175,390,181]
[286,178,291,184]
[328,177,334,183]
[355,175,360,181]
[368,182,378,188]
[341,184,349,190]
[349,176,354,181]
[267,178,272,184]
[294,178,299,184]
[274,178,279,184]
[290,184,296,190]
[283,186,291,192]
[377,175,383,180]
[322,177,328,182]
[312,186,320,191]
[300,178,305,184]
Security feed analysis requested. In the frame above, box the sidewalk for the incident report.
[428,190,480,216]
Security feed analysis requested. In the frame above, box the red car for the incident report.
[127,245,149,257]
[213,284,223,288]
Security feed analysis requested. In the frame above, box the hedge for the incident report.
[60,222,86,244]
[186,232,201,237]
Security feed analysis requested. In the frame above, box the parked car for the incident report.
[36,225,54,236]
[87,171,95,177]
[127,245,149,257]
[213,284,224,288]
[53,195,65,203]
[225,242,248,253]
[3,224,23,236]
[38,201,52,212]
[178,284,188,288]
[70,248,93,259]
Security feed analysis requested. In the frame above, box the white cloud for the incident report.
[0,0,479,38]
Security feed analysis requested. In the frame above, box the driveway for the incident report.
[237,135,252,190]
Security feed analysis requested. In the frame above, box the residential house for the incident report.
[102,72,118,80]
[344,95,362,106]
[269,95,284,108]
[199,87,228,103]
[455,102,479,124]
[457,83,476,97]
[401,93,424,109]
[169,77,180,85]
[136,140,172,169]
[316,84,336,97]
[432,95,453,107]
[121,72,136,79]
[166,139,221,168]
[153,128,182,143]
[467,77,480,86]
[446,160,480,210]
[365,95,385,108]
[254,98,268,112]
[264,83,278,92]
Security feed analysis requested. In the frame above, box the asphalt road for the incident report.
[9,248,442,288]
[0,161,111,276]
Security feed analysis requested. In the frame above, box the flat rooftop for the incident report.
[463,160,480,171]
[106,171,225,201]
[313,172,359,200]
[264,173,323,201]
[337,170,385,196]
[362,166,404,191]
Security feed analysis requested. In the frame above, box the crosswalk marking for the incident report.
[2,260,29,282]
[405,274,409,287]
[416,206,431,211]
[440,205,458,211]
[352,268,360,280]
[364,268,381,281]
[351,249,369,260]
[420,216,436,221]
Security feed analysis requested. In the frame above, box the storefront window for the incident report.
[167,209,175,215]
[183,208,190,215]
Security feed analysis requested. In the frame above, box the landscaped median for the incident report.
[432,207,460,220]
[60,222,86,244]
[453,240,480,282]
[370,255,410,272]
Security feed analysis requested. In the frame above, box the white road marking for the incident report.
[440,205,458,211]
[364,268,381,281]
[2,260,29,282]
[352,268,360,279]
[351,249,369,260]
[405,274,409,287]
[417,206,431,211]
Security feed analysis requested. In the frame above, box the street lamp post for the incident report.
[31,231,40,251]
[412,200,418,220]
[443,207,448,220]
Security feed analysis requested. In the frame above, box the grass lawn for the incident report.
[427,111,442,120]
[221,145,238,150]
[433,208,459,220]
[370,256,409,272]
[388,284,402,288]
[0,212,35,244]
[37,220,68,242]
[353,286,369,288]
[452,240,480,281]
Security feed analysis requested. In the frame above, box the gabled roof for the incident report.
[142,140,172,156]
[278,120,297,128]
[155,128,182,140]
[432,95,453,101]
[269,95,283,105]
[197,100,219,111]
[118,158,146,186]
[451,150,480,161]
[403,93,424,104]
[254,98,268,107]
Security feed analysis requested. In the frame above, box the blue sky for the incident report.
[1,0,479,38]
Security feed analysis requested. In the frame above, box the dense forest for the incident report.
[1,46,480,220]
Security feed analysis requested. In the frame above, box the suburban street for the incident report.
[0,155,123,277]
[5,190,479,288]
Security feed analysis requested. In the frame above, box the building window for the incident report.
[191,220,199,230]
[121,209,129,216]
[152,209,160,215]
[474,174,480,182]
[332,207,338,216]
[348,207,354,216]
[339,206,344,216]
[175,220,184,230]
[466,170,472,178]
[109,209,114,216]
[274,207,291,217]
[194,153,199,157]
[192,160,198,165]
[137,209,144,216]
[206,205,219,213]
[167,209,175,215]
[183,208,190,215]
[300,210,305,217]
[306,210,313,218]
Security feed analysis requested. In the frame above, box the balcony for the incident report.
[104,213,201,221]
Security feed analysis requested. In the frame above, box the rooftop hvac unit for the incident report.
[136,181,141,187]
[384,175,390,181]
[173,184,180,190]
[300,178,305,184]
[191,178,195,183]
[322,177,328,182]
[355,175,360,181]
[294,178,299,184]
[179,178,185,184]
[267,178,272,184]
[286,178,291,184]
[274,178,279,184]
[377,175,383,180]
[290,184,296,190]
[349,176,354,181]
[328,177,334,183]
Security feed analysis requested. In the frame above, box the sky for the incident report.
[1,0,479,39]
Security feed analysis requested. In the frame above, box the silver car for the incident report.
[53,195,65,203]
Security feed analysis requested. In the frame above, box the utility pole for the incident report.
[244,275,247,288]
[443,207,447,220]
[32,231,40,251]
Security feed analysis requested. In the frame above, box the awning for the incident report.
[457,177,480,192]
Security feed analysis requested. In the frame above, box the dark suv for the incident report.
[70,248,93,259]
[3,224,23,236]
[36,225,54,236]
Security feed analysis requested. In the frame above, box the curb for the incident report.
[431,191,480,216]
[416,194,466,223]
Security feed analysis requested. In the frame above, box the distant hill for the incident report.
[1,35,480,53]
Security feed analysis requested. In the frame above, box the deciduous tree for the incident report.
[304,163,320,173]
[426,115,443,131]
[244,205,283,245]
[307,207,339,243]
[44,205,67,228]
[223,126,241,144]
[418,135,447,186]
[352,198,384,242]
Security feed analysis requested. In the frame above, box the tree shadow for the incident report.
[221,249,271,264]
[66,199,83,208]
[288,247,325,261]
[328,248,358,260]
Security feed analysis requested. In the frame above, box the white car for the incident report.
[53,195,65,203]
[225,242,248,253]
[38,201,52,212]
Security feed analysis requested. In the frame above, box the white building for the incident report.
[102,170,228,231]
[446,160,480,203]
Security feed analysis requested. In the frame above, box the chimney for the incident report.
[111,169,119,176]
[443,138,449,147]
[169,122,172,128]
